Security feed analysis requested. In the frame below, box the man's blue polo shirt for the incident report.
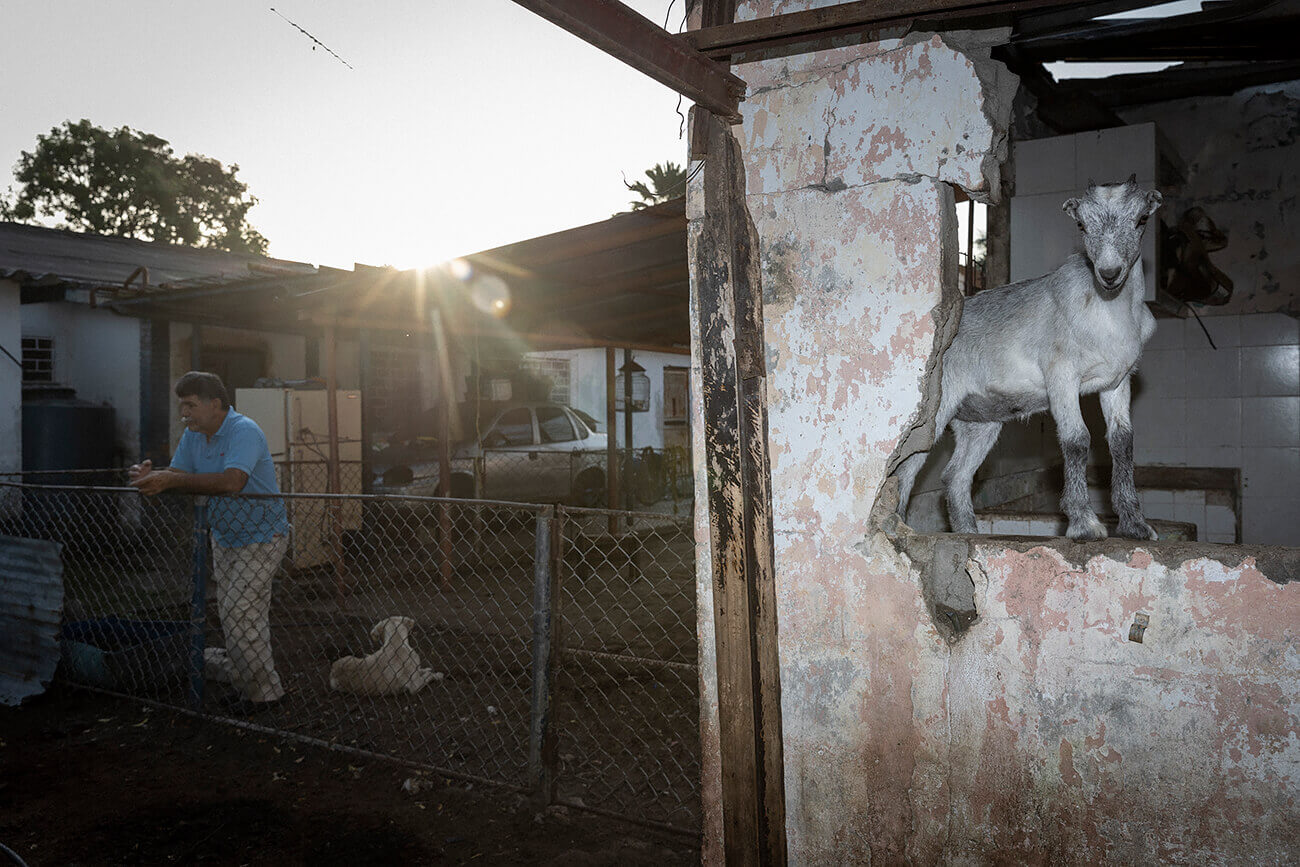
[170,408,290,547]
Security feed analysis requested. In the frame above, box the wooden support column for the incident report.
[693,111,787,865]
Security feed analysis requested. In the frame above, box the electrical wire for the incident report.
[270,7,354,69]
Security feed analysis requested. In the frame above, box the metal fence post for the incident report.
[528,506,559,804]
[188,496,210,710]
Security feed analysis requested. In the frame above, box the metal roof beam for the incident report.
[509,0,746,122]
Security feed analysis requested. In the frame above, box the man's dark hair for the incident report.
[175,371,231,409]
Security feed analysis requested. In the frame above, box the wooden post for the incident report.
[692,110,787,865]
[605,346,619,535]
[324,320,347,608]
[965,198,976,294]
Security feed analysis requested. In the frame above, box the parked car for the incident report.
[372,402,608,506]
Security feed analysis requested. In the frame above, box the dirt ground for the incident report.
[0,685,701,866]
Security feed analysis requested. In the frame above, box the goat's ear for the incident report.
[1062,198,1082,220]
[1143,189,1164,216]
[1085,178,1097,192]
[1126,173,1139,188]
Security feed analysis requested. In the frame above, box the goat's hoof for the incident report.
[1117,518,1158,541]
[1067,515,1108,542]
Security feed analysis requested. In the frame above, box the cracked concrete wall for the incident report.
[687,17,1015,861]
[952,542,1300,863]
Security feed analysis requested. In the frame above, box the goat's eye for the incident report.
[1076,221,1086,232]
[1136,215,1149,228]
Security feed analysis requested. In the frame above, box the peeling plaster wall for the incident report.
[1118,81,1300,316]
[688,16,1016,860]
[949,542,1300,863]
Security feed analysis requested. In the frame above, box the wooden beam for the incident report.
[996,47,1125,133]
[300,311,687,353]
[693,111,787,865]
[1058,60,1300,108]
[681,0,1097,58]
[1010,2,1298,62]
[510,0,746,122]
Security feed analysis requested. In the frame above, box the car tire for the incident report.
[571,469,606,508]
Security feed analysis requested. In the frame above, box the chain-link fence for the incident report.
[372,446,695,514]
[1,481,700,834]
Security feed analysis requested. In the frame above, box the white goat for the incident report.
[329,616,441,695]
[895,176,1163,541]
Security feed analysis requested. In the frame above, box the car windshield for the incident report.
[489,407,534,446]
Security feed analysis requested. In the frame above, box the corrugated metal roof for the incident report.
[0,221,317,291]
[0,533,64,706]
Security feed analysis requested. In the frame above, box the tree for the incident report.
[624,161,687,210]
[0,119,268,255]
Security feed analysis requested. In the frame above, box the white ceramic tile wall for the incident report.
[1132,312,1300,545]
[1011,125,1159,302]
[1138,489,1236,543]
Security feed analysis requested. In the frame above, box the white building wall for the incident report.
[0,279,21,515]
[167,323,315,452]
[22,302,140,462]
[527,347,690,450]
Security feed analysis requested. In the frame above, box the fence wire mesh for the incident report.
[372,446,695,516]
[1,477,700,834]
[554,505,699,830]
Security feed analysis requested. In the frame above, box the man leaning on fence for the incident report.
[129,371,290,715]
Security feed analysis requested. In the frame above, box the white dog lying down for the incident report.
[328,616,442,696]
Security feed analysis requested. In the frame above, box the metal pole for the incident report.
[965,198,976,295]
[527,509,558,804]
[438,399,453,590]
[605,347,618,535]
[188,497,210,710]
[622,347,634,526]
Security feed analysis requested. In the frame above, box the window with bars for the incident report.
[22,336,54,384]
[520,357,571,405]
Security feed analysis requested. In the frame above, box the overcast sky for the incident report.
[2,1,1198,271]
[2,0,691,270]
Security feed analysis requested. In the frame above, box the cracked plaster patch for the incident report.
[738,33,1014,199]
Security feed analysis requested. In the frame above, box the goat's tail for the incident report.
[893,451,927,520]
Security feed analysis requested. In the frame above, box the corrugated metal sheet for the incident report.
[0,535,64,706]
[0,221,317,290]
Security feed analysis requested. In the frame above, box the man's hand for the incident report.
[128,459,152,482]
[130,468,174,497]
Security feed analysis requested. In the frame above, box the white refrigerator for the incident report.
[234,388,363,569]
